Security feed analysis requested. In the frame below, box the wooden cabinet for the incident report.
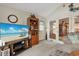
[31,35,39,44]
[27,14,39,45]
[4,38,31,56]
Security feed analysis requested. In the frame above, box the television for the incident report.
[0,23,30,38]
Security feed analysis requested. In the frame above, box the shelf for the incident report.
[13,44,24,51]
[27,15,39,45]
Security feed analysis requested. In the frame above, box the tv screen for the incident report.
[0,23,30,37]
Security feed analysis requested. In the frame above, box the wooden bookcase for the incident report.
[27,15,39,45]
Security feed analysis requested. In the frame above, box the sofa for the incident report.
[50,32,79,56]
[64,32,79,44]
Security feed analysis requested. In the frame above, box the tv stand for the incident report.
[5,37,32,56]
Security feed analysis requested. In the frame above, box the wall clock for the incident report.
[8,15,18,23]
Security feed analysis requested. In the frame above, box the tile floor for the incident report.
[17,40,57,56]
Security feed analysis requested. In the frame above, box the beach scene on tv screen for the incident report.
[0,23,29,38]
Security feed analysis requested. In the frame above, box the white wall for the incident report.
[0,5,31,25]
[0,5,48,41]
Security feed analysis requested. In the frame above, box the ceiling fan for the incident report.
[68,3,79,12]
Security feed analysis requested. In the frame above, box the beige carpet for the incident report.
[17,40,56,56]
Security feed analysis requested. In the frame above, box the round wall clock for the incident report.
[8,15,18,23]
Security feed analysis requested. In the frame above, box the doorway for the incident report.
[49,21,56,40]
[59,18,69,41]
[39,21,46,41]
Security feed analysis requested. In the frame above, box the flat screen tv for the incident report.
[0,23,30,38]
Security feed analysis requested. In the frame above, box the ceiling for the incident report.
[0,3,63,18]
[1,3,79,20]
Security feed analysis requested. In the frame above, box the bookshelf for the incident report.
[27,14,39,45]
